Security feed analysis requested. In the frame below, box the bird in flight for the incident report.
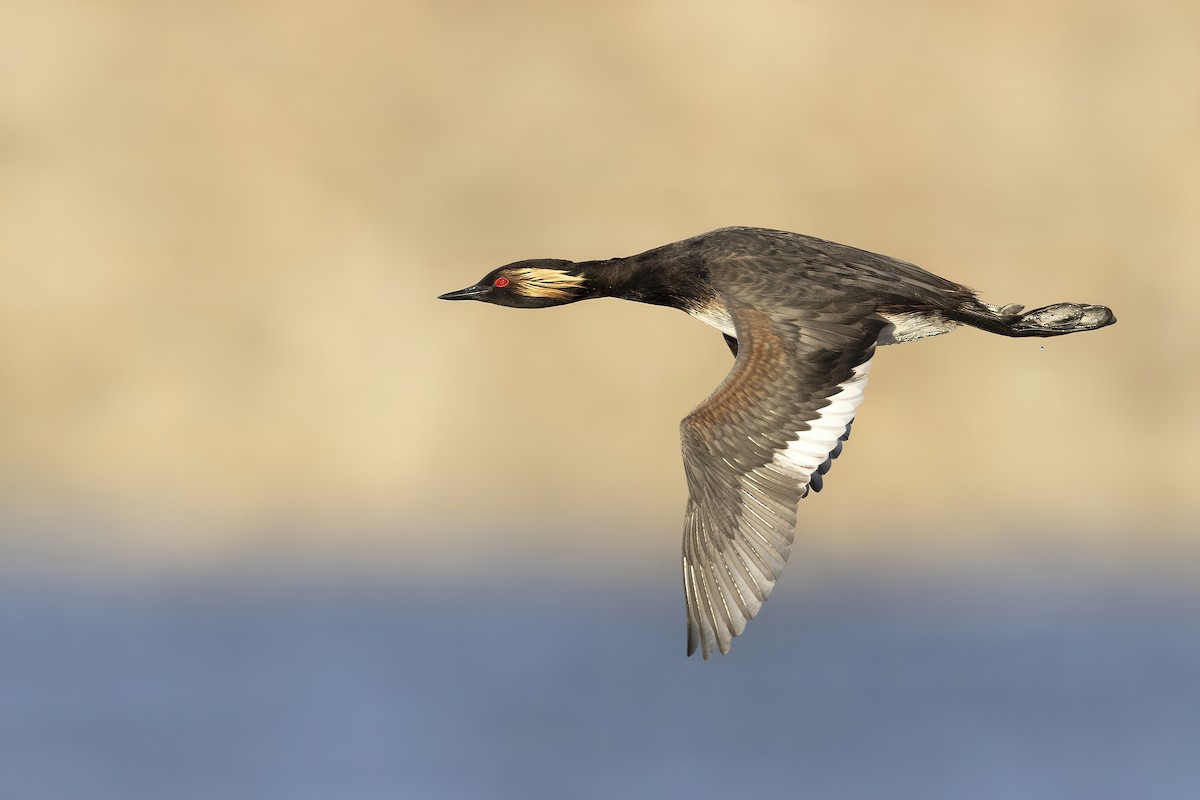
[439,227,1116,659]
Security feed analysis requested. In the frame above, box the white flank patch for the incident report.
[876,311,957,345]
[686,300,736,337]
[767,358,872,481]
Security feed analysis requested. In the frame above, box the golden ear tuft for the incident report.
[506,268,587,300]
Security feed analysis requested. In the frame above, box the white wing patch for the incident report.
[765,357,872,489]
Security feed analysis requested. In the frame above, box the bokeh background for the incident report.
[2,1,1197,798]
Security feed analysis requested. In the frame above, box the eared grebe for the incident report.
[440,227,1116,658]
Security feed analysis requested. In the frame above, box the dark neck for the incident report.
[573,245,712,311]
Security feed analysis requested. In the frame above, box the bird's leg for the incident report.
[953,301,1115,338]
[1007,303,1116,335]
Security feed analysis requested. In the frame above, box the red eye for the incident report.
[493,277,509,288]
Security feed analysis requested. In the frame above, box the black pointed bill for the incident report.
[438,285,488,301]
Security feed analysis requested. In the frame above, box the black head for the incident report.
[438,259,587,309]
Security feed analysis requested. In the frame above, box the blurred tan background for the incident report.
[2,0,1197,576]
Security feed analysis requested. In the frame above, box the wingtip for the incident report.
[687,624,731,660]
[686,625,715,660]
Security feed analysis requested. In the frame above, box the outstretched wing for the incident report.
[680,301,884,658]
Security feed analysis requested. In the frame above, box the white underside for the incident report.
[685,301,737,337]
[875,311,957,345]
[688,302,956,347]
